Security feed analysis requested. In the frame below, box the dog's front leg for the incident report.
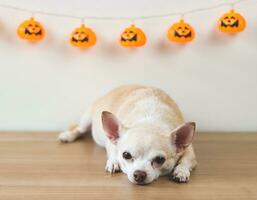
[172,145,197,183]
[105,140,121,174]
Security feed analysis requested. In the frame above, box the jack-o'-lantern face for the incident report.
[121,30,137,41]
[120,24,146,47]
[167,20,195,43]
[218,10,246,33]
[70,24,96,48]
[17,17,45,41]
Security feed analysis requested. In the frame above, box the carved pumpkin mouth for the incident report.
[25,28,42,35]
[121,33,137,41]
[221,19,239,27]
[72,36,89,42]
[174,30,192,38]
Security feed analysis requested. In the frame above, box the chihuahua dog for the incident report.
[58,85,197,184]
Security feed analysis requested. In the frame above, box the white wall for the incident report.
[0,0,257,132]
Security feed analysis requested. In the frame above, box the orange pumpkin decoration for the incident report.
[70,24,96,48]
[218,9,246,33]
[167,19,195,43]
[17,17,45,41]
[120,24,146,47]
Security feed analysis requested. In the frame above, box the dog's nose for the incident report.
[133,170,147,183]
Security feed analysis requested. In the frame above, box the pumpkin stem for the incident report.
[230,9,235,13]
[179,19,185,23]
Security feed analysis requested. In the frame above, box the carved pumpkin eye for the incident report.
[120,24,146,47]
[17,17,45,41]
[70,24,96,48]
[167,19,195,43]
[218,9,246,33]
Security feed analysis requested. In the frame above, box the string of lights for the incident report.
[0,0,254,23]
[0,0,255,47]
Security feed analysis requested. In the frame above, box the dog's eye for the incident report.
[153,156,166,165]
[122,152,132,160]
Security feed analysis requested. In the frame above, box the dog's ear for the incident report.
[171,122,196,153]
[102,111,123,144]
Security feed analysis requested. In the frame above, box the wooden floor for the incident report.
[0,132,257,200]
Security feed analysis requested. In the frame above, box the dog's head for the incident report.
[102,111,195,185]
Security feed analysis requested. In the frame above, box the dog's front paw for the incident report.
[172,165,190,183]
[58,131,76,143]
[105,159,121,174]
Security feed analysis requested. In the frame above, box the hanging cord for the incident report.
[0,0,255,22]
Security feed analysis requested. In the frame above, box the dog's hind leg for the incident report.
[58,110,92,143]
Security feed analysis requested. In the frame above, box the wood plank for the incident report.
[0,132,257,200]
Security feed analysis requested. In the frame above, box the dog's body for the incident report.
[59,85,197,184]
